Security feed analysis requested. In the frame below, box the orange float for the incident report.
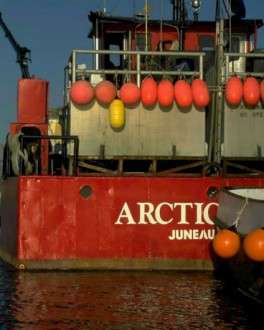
[225,76,243,106]
[174,80,192,108]
[212,229,240,258]
[95,80,116,105]
[140,77,158,107]
[119,82,140,106]
[158,79,174,107]
[260,80,264,104]
[243,228,264,262]
[243,77,260,106]
[191,79,210,108]
[69,80,94,106]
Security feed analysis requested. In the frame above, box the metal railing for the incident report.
[225,52,264,79]
[67,49,205,86]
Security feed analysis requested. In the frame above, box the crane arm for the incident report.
[0,12,31,78]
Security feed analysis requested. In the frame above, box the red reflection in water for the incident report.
[0,270,260,329]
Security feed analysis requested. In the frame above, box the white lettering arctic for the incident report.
[114,202,218,225]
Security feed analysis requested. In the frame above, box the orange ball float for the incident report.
[260,80,264,104]
[69,80,94,106]
[243,228,264,262]
[158,79,174,107]
[140,77,158,107]
[174,80,192,108]
[243,77,260,106]
[191,79,210,108]
[119,82,140,106]
[212,229,240,258]
[225,76,243,106]
[95,80,116,105]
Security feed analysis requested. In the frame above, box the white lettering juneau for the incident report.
[168,229,215,240]
[114,202,218,225]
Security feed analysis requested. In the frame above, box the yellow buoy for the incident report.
[109,99,125,129]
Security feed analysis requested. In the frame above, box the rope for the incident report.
[234,197,248,229]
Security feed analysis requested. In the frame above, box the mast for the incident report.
[145,0,149,51]
[213,17,225,164]
[210,0,225,165]
[171,0,186,50]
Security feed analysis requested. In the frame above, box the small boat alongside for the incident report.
[213,188,264,304]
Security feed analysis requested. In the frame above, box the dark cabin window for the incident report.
[109,44,120,67]
[104,32,124,69]
[223,35,240,53]
[198,35,215,52]
[230,36,240,53]
[198,35,215,82]
[136,33,150,51]
[224,35,241,63]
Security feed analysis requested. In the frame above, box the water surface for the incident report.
[0,262,262,329]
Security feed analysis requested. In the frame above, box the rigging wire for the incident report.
[102,0,106,13]
[222,0,233,52]
[133,0,136,16]
[159,0,163,51]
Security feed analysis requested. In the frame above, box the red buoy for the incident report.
[158,79,174,107]
[119,82,140,106]
[243,77,260,107]
[212,229,240,258]
[243,228,264,262]
[225,76,243,106]
[260,80,264,104]
[191,79,210,108]
[95,80,116,105]
[69,80,94,106]
[140,77,158,107]
[174,80,192,108]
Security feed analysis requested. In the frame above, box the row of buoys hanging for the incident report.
[70,80,117,106]
[261,80,264,104]
[192,79,210,108]
[212,228,264,262]
[174,80,192,108]
[158,79,174,107]
[225,76,264,107]
[140,77,210,109]
[141,77,158,107]
[69,80,95,106]
[69,78,210,109]
[119,82,140,106]
[95,80,117,105]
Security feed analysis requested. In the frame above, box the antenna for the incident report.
[171,1,186,51]
[171,0,186,23]
[103,0,106,13]
[144,0,149,52]
[191,0,202,21]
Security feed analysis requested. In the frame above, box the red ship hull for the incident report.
[1,176,264,270]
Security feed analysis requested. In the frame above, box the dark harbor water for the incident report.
[0,262,262,329]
